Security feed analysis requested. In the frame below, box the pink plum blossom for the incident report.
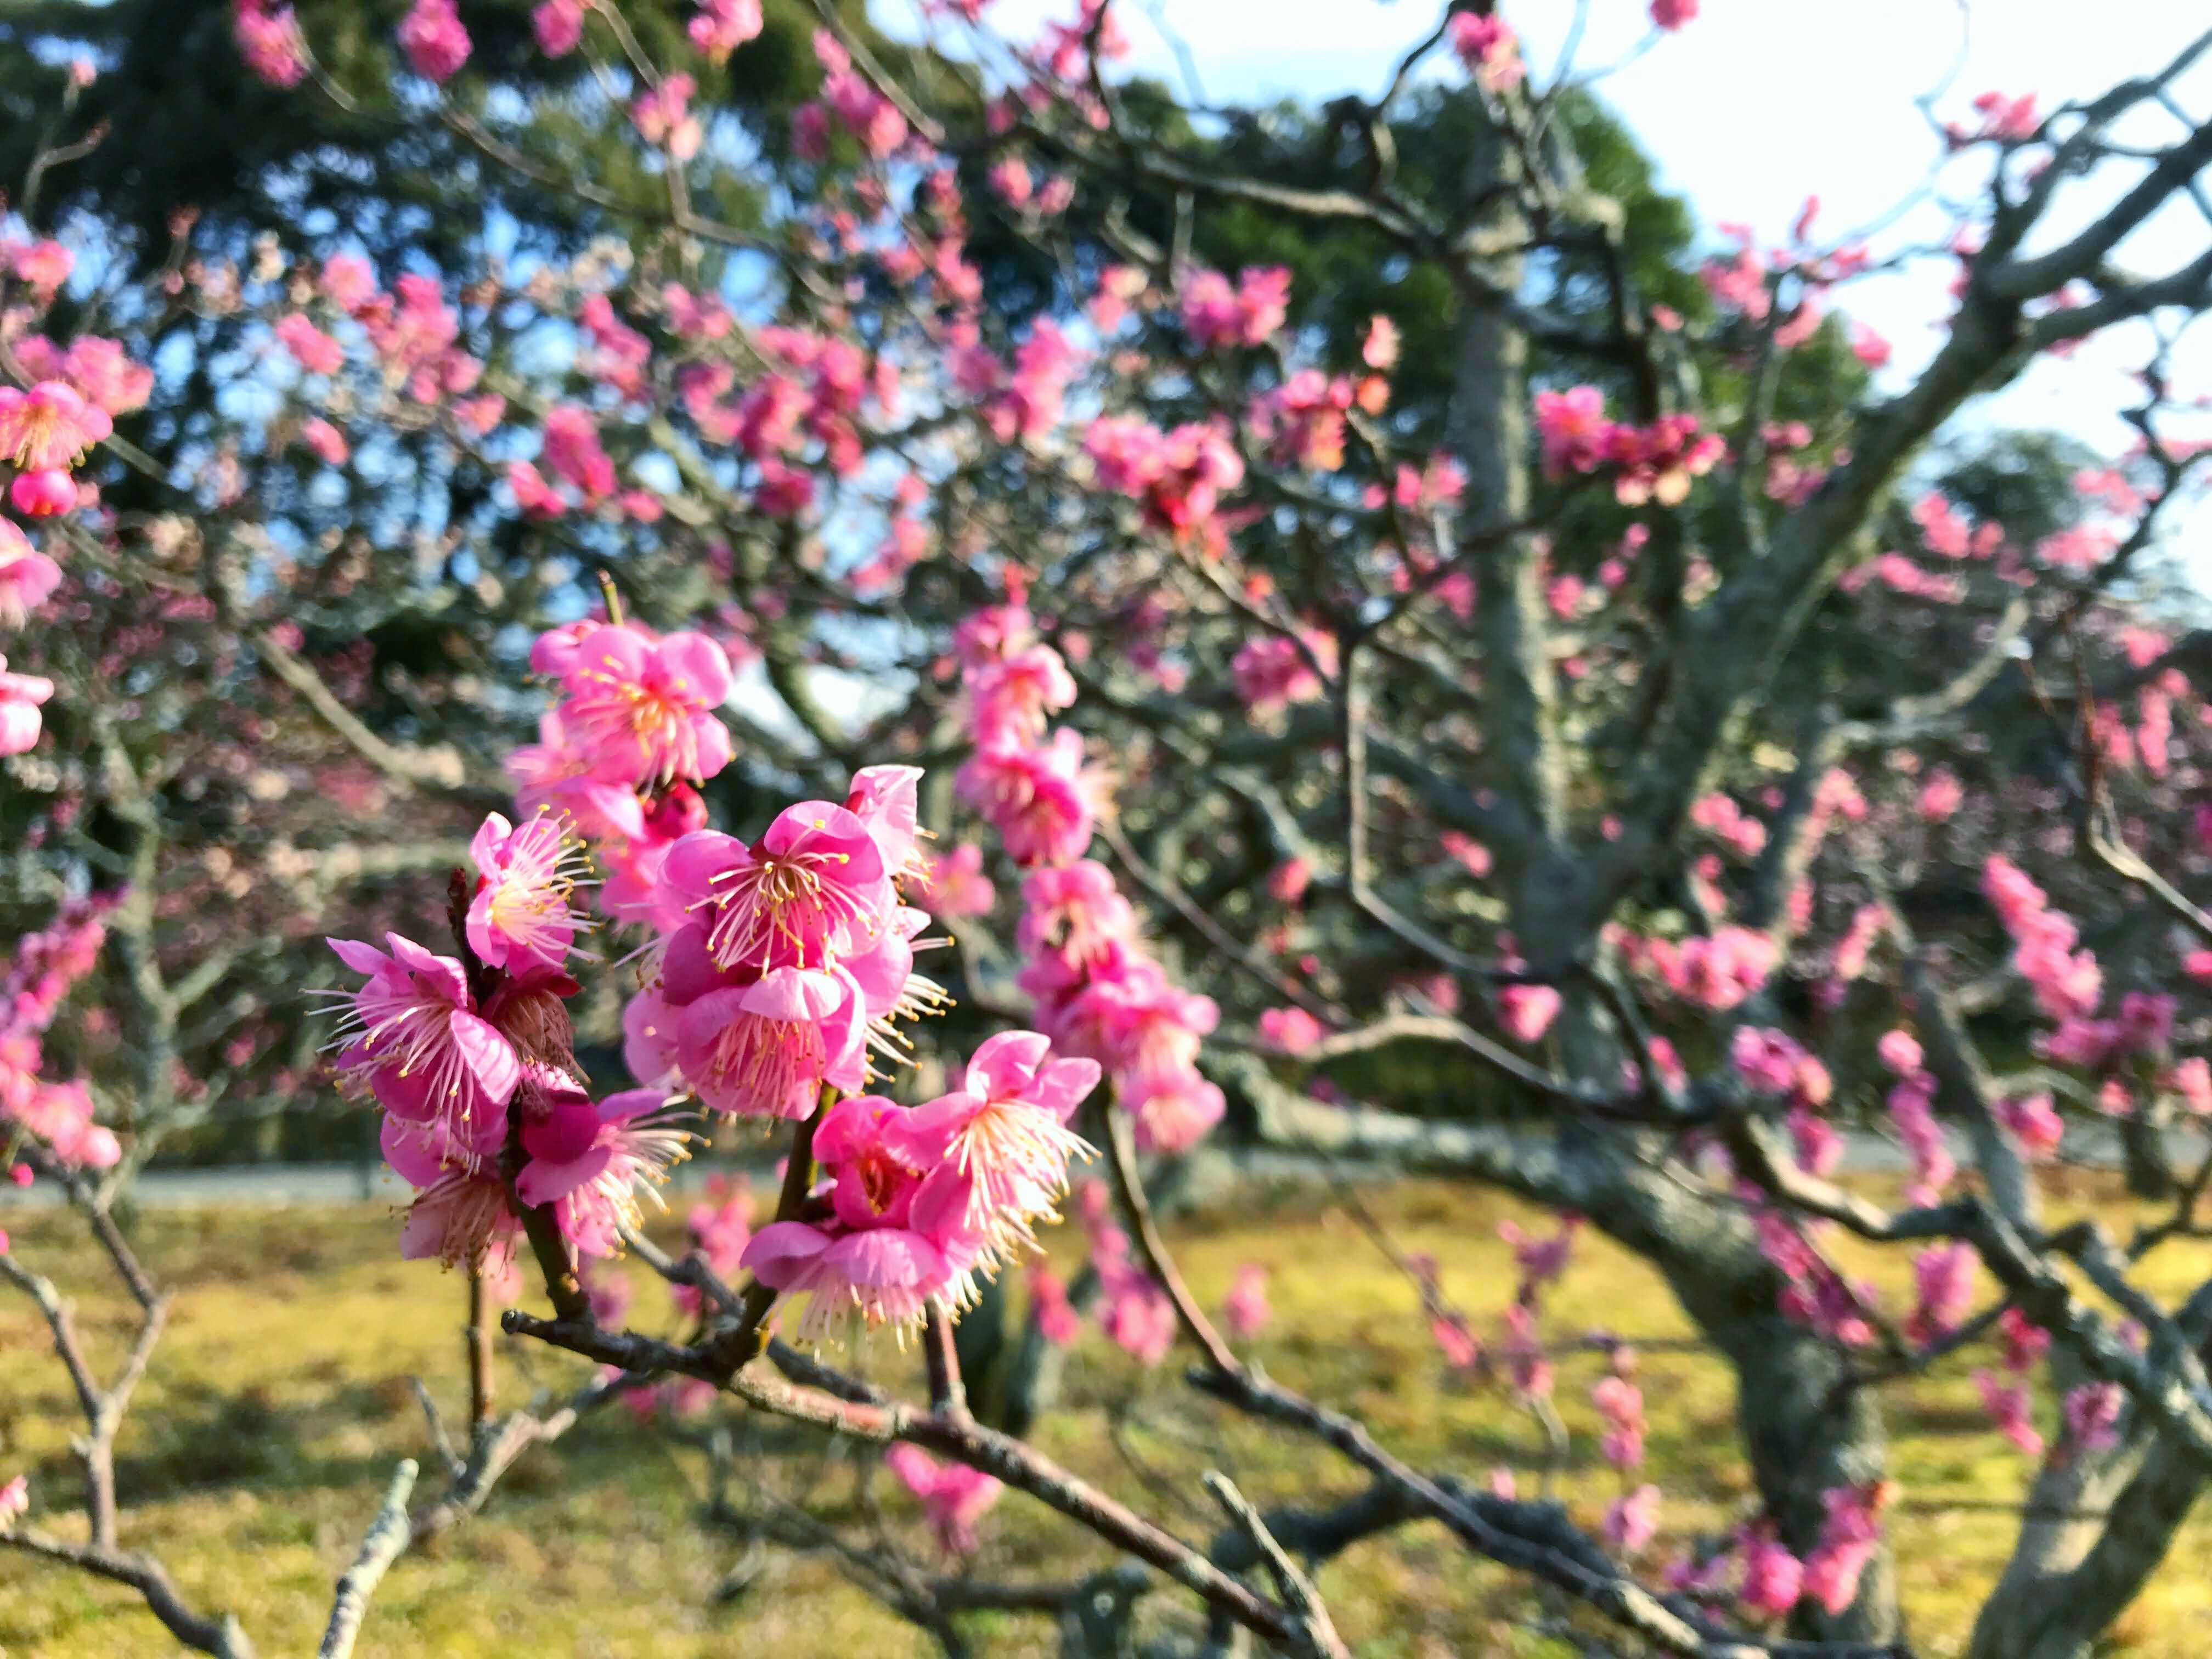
[397,0,471,81]
[885,1444,1003,1554]
[467,812,587,974]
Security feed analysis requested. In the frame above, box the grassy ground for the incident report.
[3,1169,2210,1658]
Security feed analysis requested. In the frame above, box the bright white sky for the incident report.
[953,0,2212,549]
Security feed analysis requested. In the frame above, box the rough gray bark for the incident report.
[1570,1133,1900,1644]
[1966,1421,2207,1659]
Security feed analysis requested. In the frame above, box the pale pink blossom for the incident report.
[1122,1063,1226,1153]
[885,1444,1003,1554]
[632,74,703,160]
[0,529,61,628]
[1222,1263,1269,1339]
[299,417,349,466]
[0,658,54,756]
[956,730,1106,869]
[921,843,996,919]
[1258,1006,1323,1053]
[690,0,764,61]
[1604,1485,1662,1553]
[0,381,110,472]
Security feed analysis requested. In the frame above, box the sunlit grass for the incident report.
[3,1168,2209,1657]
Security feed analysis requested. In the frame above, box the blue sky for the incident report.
[961,0,2212,557]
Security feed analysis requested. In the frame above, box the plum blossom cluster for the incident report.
[885,1443,1003,1555]
[618,774,938,1121]
[1533,386,1725,506]
[0,895,122,1172]
[1593,1354,1662,1555]
[510,619,736,931]
[951,603,1226,1152]
[1696,205,1874,357]
[1876,1028,1958,1209]
[1672,1481,1895,1624]
[1620,924,1778,1013]
[1974,1307,2052,1458]
[1085,414,1247,549]
[739,1032,1101,1339]
[1073,1178,1178,1365]
[325,812,690,1272]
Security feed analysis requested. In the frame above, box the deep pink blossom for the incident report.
[9,469,75,518]
[1498,984,1561,1045]
[674,966,867,1120]
[397,0,471,81]
[1258,1006,1323,1053]
[1449,13,1522,91]
[516,1084,691,1260]
[1231,633,1334,717]
[1018,861,1137,966]
[891,1031,1099,1266]
[743,1097,950,1336]
[1977,1371,2044,1457]
[1181,266,1291,349]
[1737,1527,1804,1617]
[664,803,894,972]
[532,0,585,54]
[326,935,522,1155]
[235,0,309,87]
[2062,1383,2122,1458]
[956,730,1106,868]
[967,644,1077,745]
